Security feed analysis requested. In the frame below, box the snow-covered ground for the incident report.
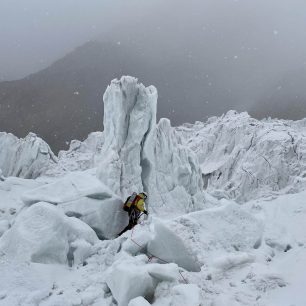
[0,76,305,306]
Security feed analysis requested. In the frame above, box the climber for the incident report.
[118,192,148,236]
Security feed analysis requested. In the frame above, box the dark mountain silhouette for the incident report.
[0,40,224,152]
[1,40,306,153]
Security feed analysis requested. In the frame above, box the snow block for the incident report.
[61,196,128,239]
[121,226,153,255]
[0,202,98,264]
[147,220,201,272]
[21,172,128,239]
[106,262,155,306]
[22,172,113,206]
[106,259,180,306]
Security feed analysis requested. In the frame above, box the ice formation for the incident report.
[0,202,98,264]
[96,76,157,203]
[21,172,128,239]
[47,132,104,176]
[96,76,204,214]
[147,220,201,272]
[0,132,57,179]
[178,111,306,202]
[1,76,306,305]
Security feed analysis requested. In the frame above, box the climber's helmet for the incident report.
[140,192,148,199]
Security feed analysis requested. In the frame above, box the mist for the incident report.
[1,0,306,151]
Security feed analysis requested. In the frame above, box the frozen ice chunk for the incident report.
[61,196,128,239]
[22,172,112,206]
[22,172,128,239]
[0,202,98,264]
[147,263,180,282]
[121,228,153,255]
[106,259,180,306]
[147,220,201,272]
[106,262,155,306]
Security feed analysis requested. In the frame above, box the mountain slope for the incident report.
[0,41,210,152]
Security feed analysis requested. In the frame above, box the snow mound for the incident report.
[0,202,98,264]
[147,220,201,272]
[0,132,57,179]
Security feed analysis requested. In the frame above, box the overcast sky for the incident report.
[1,0,306,119]
[0,0,144,80]
[1,0,306,81]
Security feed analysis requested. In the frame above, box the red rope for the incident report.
[129,222,188,284]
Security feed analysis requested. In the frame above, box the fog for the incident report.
[0,0,134,80]
[1,0,306,128]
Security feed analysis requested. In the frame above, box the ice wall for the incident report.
[0,132,57,179]
[96,76,157,202]
[179,111,306,202]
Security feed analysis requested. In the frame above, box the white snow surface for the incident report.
[0,76,306,305]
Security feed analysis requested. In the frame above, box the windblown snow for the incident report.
[1,76,306,306]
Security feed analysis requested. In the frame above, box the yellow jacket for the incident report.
[135,197,146,212]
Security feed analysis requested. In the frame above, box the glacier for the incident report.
[0,76,306,306]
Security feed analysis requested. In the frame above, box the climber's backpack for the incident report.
[123,192,138,212]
